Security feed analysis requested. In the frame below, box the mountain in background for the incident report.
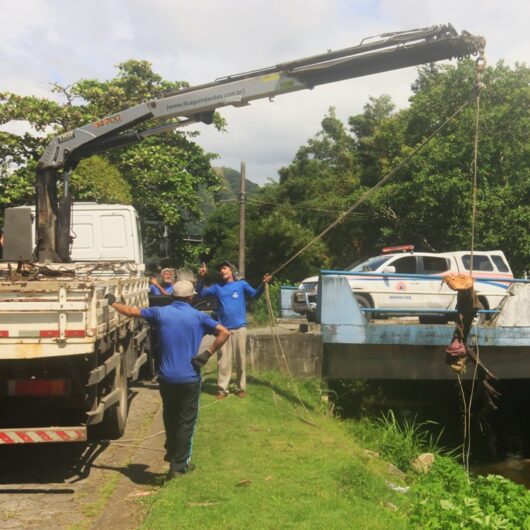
[184,166,261,238]
[214,166,260,201]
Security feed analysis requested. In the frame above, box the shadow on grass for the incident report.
[199,372,316,411]
[247,375,316,411]
[91,462,166,486]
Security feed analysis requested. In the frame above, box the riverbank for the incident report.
[140,372,530,529]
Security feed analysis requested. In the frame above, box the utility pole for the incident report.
[238,161,246,279]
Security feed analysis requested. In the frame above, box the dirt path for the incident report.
[0,380,166,530]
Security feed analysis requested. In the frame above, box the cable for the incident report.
[263,283,319,426]
[270,97,473,277]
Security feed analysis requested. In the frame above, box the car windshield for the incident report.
[350,255,392,272]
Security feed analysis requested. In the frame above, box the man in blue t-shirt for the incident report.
[149,267,174,295]
[196,260,272,399]
[107,280,229,478]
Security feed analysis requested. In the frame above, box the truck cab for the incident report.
[2,203,144,266]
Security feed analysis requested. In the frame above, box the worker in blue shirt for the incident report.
[196,260,272,399]
[149,267,174,295]
[107,280,229,478]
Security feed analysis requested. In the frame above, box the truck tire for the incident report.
[99,352,129,439]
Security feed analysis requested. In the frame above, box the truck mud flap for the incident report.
[0,427,87,444]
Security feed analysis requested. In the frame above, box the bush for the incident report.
[248,282,281,326]
[408,457,530,529]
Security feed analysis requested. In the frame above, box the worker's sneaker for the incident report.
[216,391,228,400]
[237,390,247,398]
[166,463,196,479]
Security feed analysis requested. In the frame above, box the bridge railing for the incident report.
[317,270,529,318]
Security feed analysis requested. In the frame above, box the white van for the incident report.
[292,245,513,322]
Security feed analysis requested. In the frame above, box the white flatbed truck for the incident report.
[0,25,484,443]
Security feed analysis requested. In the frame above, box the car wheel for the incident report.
[354,295,373,320]
[355,295,371,309]
[306,312,316,322]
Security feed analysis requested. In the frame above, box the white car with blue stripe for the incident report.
[292,245,513,323]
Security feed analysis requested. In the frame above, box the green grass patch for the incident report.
[142,373,530,529]
[142,372,408,529]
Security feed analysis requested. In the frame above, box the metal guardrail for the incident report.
[320,270,530,283]
[360,308,498,314]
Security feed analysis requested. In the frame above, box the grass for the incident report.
[141,372,530,529]
[141,372,409,529]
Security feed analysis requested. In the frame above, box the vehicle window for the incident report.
[422,256,450,274]
[301,282,318,291]
[462,254,494,272]
[350,255,391,272]
[491,255,510,272]
[392,256,417,274]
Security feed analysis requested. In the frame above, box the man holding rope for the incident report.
[196,260,272,399]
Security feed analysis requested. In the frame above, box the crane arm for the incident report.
[36,24,485,262]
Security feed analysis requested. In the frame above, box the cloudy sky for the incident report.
[1,0,527,184]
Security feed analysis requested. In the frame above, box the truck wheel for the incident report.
[99,352,129,439]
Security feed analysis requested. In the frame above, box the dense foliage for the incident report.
[0,60,222,267]
[202,60,529,282]
[2,59,528,278]
[408,458,530,529]
[349,411,530,529]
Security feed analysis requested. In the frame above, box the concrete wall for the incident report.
[247,330,322,378]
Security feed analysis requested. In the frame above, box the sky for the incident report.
[1,0,528,185]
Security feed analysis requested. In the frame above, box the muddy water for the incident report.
[473,457,530,488]
[330,378,530,487]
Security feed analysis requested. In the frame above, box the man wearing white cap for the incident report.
[149,267,174,295]
[106,280,229,478]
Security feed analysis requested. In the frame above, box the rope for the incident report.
[263,283,319,426]
[469,53,486,276]
[460,51,486,476]
[270,97,473,277]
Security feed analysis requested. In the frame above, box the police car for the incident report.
[292,245,513,322]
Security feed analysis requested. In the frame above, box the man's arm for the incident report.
[191,324,230,372]
[245,273,273,299]
[208,324,230,353]
[150,277,169,296]
[111,302,142,318]
[195,263,217,298]
[105,293,142,317]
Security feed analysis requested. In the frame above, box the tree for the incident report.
[0,60,223,267]
[237,60,529,277]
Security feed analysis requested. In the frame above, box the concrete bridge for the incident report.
[247,276,530,381]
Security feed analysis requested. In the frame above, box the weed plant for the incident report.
[348,409,530,528]
[408,457,530,529]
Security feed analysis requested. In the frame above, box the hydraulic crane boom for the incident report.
[36,24,485,262]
